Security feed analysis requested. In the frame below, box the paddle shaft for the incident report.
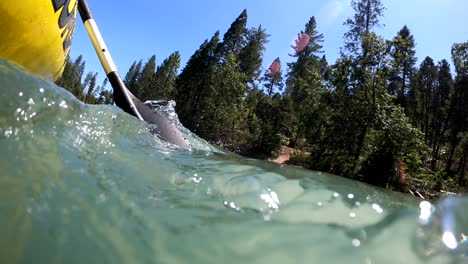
[77,0,143,120]
[76,0,192,149]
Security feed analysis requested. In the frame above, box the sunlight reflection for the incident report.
[371,203,383,214]
[442,232,458,250]
[418,201,433,224]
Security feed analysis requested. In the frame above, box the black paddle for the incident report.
[77,0,191,149]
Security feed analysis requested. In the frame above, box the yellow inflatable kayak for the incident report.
[0,0,77,81]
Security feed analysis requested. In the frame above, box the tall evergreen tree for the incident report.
[238,25,269,87]
[82,72,98,103]
[56,55,86,98]
[133,55,156,101]
[430,60,454,171]
[216,9,247,60]
[445,42,468,181]
[208,52,247,143]
[342,0,385,55]
[124,59,143,92]
[284,16,326,147]
[304,0,425,186]
[408,57,437,141]
[176,32,220,134]
[286,16,324,101]
[337,0,388,174]
[388,25,417,107]
[151,51,180,100]
[262,58,283,96]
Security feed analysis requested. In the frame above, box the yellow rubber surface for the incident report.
[0,0,77,81]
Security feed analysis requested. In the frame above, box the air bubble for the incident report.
[221,175,280,214]
[352,239,361,247]
[413,197,468,260]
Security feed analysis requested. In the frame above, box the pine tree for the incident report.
[151,51,180,100]
[388,25,417,108]
[238,25,269,87]
[284,16,326,148]
[445,42,468,181]
[56,55,86,99]
[430,60,454,171]
[134,55,156,101]
[216,9,247,60]
[341,0,388,174]
[409,57,437,139]
[208,52,247,144]
[286,16,324,101]
[342,0,385,55]
[305,0,425,186]
[124,59,143,92]
[262,58,283,96]
[176,32,220,134]
[82,72,98,103]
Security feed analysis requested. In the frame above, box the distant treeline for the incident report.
[56,55,112,104]
[57,0,468,195]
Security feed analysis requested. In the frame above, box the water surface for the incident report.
[1,59,467,263]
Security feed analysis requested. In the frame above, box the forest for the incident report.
[56,0,468,199]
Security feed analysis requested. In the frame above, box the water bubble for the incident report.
[348,193,355,199]
[192,174,203,184]
[413,197,468,260]
[59,100,68,109]
[352,239,361,247]
[442,232,458,250]
[96,193,107,204]
[222,175,280,213]
[418,201,434,224]
[372,203,383,214]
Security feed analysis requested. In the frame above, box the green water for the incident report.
[1,59,467,263]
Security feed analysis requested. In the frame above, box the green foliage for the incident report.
[56,55,85,98]
[388,25,417,107]
[360,100,427,186]
[134,55,156,101]
[343,0,385,54]
[151,52,180,100]
[54,3,468,193]
[444,42,468,182]
[285,16,326,148]
[123,59,142,91]
[262,57,284,96]
[238,25,269,87]
[216,9,247,59]
[176,31,220,135]
[55,55,111,105]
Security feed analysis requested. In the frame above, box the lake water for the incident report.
[1,58,467,263]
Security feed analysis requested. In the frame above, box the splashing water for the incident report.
[413,197,468,262]
[145,99,216,152]
[0,58,467,263]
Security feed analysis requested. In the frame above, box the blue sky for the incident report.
[70,0,468,83]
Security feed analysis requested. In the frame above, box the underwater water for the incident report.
[1,58,467,263]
